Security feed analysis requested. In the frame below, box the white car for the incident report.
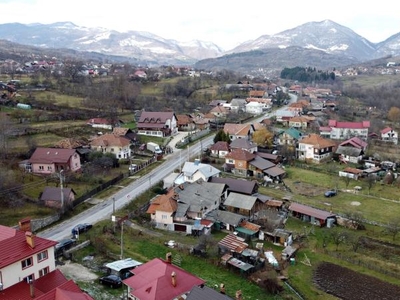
[165,240,176,248]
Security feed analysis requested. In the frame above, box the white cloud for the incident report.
[1,0,399,50]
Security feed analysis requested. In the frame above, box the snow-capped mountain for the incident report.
[228,20,377,60]
[0,20,399,70]
[0,22,223,65]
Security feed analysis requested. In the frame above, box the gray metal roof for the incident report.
[187,285,234,300]
[205,209,246,226]
[209,177,256,195]
[224,192,258,210]
[249,156,275,170]
[182,161,220,178]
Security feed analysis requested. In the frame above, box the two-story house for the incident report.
[288,116,310,130]
[336,137,368,164]
[320,120,370,140]
[209,141,230,158]
[277,127,303,146]
[380,127,398,144]
[224,149,256,176]
[28,148,81,175]
[176,114,196,132]
[90,133,132,159]
[297,134,336,163]
[0,223,57,289]
[137,111,178,137]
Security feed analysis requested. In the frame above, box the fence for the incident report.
[175,129,210,148]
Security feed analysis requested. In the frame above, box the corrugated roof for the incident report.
[186,285,234,300]
[218,233,248,253]
[0,225,58,269]
[289,202,335,220]
[264,166,286,177]
[224,193,258,210]
[249,156,275,170]
[123,258,205,300]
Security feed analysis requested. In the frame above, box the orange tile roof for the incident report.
[90,133,130,147]
[223,123,251,136]
[146,189,178,214]
[300,134,336,149]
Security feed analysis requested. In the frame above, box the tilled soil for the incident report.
[313,262,400,300]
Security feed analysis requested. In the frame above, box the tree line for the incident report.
[280,66,335,82]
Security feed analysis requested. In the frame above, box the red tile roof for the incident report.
[218,234,248,253]
[0,269,93,300]
[123,258,205,300]
[146,190,178,214]
[176,114,193,126]
[29,148,77,164]
[0,225,58,269]
[328,119,370,129]
[223,123,251,136]
[380,127,393,134]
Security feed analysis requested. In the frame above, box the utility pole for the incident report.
[59,169,64,213]
[112,197,115,215]
[120,222,124,259]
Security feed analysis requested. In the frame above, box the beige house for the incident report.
[223,123,255,141]
[90,133,132,159]
[297,134,336,163]
[288,116,309,129]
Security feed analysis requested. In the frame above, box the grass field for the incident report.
[341,74,400,89]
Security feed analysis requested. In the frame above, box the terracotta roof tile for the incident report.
[225,149,256,161]
[90,134,130,147]
[300,134,335,149]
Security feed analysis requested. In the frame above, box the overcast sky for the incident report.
[1,0,399,50]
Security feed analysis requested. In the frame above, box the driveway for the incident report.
[167,131,188,149]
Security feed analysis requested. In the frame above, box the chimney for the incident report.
[29,279,34,298]
[19,218,31,232]
[219,283,226,294]
[171,272,177,287]
[25,232,35,249]
[166,252,172,264]
[235,290,243,300]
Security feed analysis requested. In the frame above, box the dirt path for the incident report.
[57,261,98,282]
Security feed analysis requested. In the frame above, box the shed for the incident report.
[282,245,298,260]
[289,202,336,227]
[105,258,142,279]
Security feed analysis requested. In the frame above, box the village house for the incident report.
[137,111,178,137]
[320,119,370,140]
[39,187,76,209]
[380,127,398,144]
[112,127,138,143]
[178,160,221,183]
[223,123,255,141]
[123,255,205,300]
[176,114,196,132]
[223,192,263,218]
[86,118,114,130]
[0,222,57,289]
[210,105,230,118]
[277,127,303,146]
[335,136,368,164]
[28,148,81,175]
[297,134,336,163]
[229,98,247,112]
[90,133,132,160]
[229,138,258,153]
[209,141,230,158]
[224,149,256,176]
[288,116,310,130]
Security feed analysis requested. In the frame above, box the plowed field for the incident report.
[313,262,400,299]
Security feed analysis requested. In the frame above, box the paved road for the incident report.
[38,95,296,242]
[38,136,214,241]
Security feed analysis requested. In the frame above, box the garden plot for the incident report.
[313,262,400,299]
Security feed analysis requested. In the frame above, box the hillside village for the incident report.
[1,55,400,300]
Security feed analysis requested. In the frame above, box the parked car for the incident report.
[55,238,75,252]
[99,274,122,288]
[71,223,93,236]
[164,240,176,248]
[324,190,337,197]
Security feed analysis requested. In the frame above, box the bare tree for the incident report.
[330,229,347,251]
[385,217,400,241]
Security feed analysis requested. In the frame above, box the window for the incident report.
[111,148,114,152]
[39,267,49,277]
[21,257,33,269]
[23,274,34,283]
[228,159,234,164]
[162,215,167,219]
[37,251,48,262]
[47,166,52,171]
[39,166,44,170]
